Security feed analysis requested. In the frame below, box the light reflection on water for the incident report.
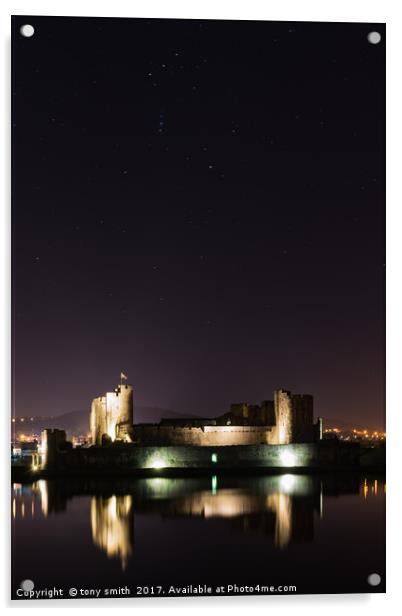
[12,475,385,570]
[90,495,133,570]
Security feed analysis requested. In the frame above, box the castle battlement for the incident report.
[89,378,320,447]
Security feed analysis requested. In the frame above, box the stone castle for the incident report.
[89,378,322,447]
[90,381,134,446]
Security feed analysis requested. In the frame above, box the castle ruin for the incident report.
[89,378,321,447]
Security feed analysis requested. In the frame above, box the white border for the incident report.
[1,1,401,614]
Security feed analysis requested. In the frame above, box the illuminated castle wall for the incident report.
[90,382,133,446]
[134,388,318,447]
[134,424,277,446]
[89,382,319,447]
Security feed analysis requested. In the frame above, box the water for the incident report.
[11,473,385,598]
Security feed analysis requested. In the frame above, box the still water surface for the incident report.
[12,474,385,596]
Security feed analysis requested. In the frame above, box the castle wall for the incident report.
[134,424,277,447]
[41,441,361,473]
[227,401,276,426]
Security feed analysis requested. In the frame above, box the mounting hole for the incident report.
[367,573,381,586]
[367,31,381,45]
[20,579,34,591]
[20,24,35,38]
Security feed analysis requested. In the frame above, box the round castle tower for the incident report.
[90,378,134,446]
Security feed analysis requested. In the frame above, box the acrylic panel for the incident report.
[11,16,385,599]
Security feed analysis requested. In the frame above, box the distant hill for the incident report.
[12,407,201,439]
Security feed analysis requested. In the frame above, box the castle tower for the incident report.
[40,428,67,470]
[273,389,314,444]
[291,394,314,442]
[90,377,134,446]
[274,389,293,444]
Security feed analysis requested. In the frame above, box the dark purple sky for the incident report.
[12,17,385,429]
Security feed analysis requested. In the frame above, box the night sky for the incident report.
[12,17,385,428]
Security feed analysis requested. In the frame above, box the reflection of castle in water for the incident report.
[12,475,383,568]
[159,475,317,548]
[90,495,133,569]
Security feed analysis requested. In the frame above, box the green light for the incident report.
[211,475,218,494]
[211,453,218,463]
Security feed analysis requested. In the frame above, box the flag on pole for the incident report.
[121,372,127,381]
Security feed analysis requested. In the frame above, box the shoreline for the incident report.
[11,463,385,482]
